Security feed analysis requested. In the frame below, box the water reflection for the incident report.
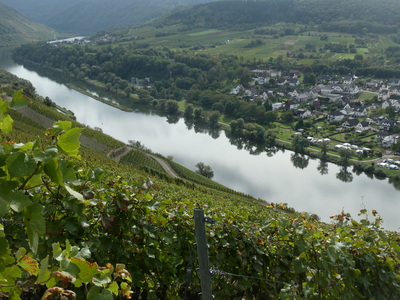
[317,159,329,175]
[336,167,353,183]
[291,154,309,169]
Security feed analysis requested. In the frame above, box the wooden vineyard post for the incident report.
[194,208,213,299]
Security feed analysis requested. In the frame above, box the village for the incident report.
[231,68,400,166]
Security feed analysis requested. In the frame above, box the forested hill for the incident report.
[0,2,56,46]
[158,0,400,33]
[0,0,215,35]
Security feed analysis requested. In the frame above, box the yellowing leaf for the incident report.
[18,256,39,276]
[70,257,99,284]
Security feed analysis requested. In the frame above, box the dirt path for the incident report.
[145,153,179,178]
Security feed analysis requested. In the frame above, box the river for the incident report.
[1,53,399,231]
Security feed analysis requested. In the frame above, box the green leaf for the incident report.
[0,179,18,217]
[108,281,119,296]
[37,256,52,284]
[9,190,32,213]
[57,127,83,159]
[87,286,114,300]
[24,203,45,254]
[327,246,337,263]
[89,167,104,183]
[10,89,30,109]
[0,99,10,115]
[44,158,63,184]
[64,184,84,201]
[0,114,13,134]
[6,152,37,178]
[59,160,79,184]
[34,147,58,163]
[54,121,72,132]
[24,174,43,189]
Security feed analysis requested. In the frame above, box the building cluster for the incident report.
[231,69,400,150]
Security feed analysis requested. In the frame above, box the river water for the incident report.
[1,54,399,231]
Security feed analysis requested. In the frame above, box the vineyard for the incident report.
[0,89,400,299]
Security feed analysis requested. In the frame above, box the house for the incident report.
[289,78,300,86]
[285,100,299,110]
[327,110,345,122]
[389,78,400,87]
[353,107,368,117]
[277,78,288,86]
[312,111,325,120]
[379,119,397,131]
[231,85,243,95]
[382,134,400,148]
[366,79,383,89]
[319,74,331,82]
[332,85,344,94]
[342,118,360,128]
[329,76,340,84]
[343,76,353,85]
[355,121,370,132]
[376,131,390,142]
[297,109,312,119]
[312,100,321,108]
[271,102,283,110]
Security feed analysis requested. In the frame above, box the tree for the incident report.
[208,111,221,129]
[165,100,179,115]
[291,134,310,154]
[392,140,400,154]
[386,106,396,119]
[320,140,329,156]
[281,111,294,123]
[184,104,194,120]
[195,162,214,179]
[338,148,353,166]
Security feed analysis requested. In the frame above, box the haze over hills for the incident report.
[0,2,56,46]
[0,0,215,35]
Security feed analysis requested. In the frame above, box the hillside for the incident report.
[158,0,400,34]
[0,0,215,35]
[0,2,56,47]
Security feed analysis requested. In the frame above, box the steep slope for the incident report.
[0,0,216,35]
[0,2,56,46]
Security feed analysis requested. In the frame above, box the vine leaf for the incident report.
[24,203,45,254]
[0,114,13,134]
[65,184,84,201]
[56,123,83,159]
[70,257,100,286]
[87,286,114,300]
[18,256,39,276]
[10,190,32,212]
[37,256,52,284]
[6,151,36,178]
[10,89,30,109]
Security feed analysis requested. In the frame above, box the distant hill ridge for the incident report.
[0,0,216,35]
[0,2,56,46]
[157,0,400,33]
